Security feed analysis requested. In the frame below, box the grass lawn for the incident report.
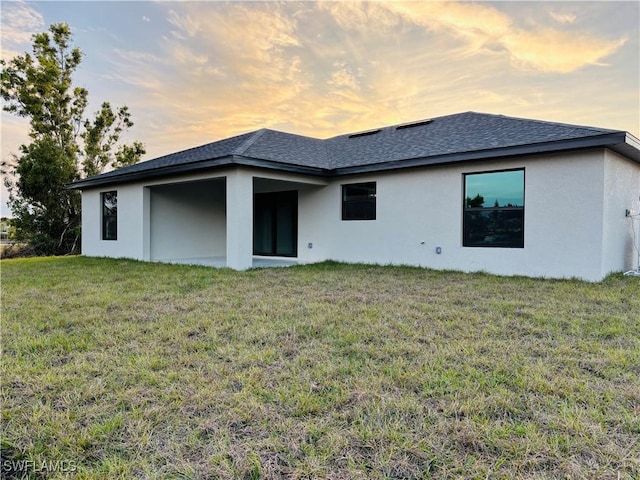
[1,257,639,479]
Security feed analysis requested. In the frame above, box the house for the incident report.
[68,111,640,281]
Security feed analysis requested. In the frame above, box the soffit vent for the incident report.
[396,119,433,130]
[348,129,381,139]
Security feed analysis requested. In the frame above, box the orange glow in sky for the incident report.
[1,1,638,215]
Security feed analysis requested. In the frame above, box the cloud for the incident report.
[390,1,512,38]
[503,29,627,73]
[142,16,151,23]
[317,1,400,34]
[166,42,208,67]
[549,11,577,24]
[328,62,361,91]
[376,1,626,73]
[0,116,31,216]
[1,0,636,217]
[167,9,200,38]
[0,1,45,60]
[96,0,637,160]
[104,3,315,154]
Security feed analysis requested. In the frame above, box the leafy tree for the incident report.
[1,23,145,255]
[466,194,484,208]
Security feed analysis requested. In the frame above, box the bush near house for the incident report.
[2,257,639,479]
[0,217,31,258]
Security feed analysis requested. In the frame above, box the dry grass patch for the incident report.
[2,257,639,479]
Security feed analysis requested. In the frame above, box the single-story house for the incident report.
[68,111,640,281]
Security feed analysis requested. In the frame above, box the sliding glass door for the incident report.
[253,191,297,257]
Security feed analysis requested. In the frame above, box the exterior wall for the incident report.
[602,150,640,275]
[297,185,336,263]
[520,151,605,280]
[296,150,618,281]
[150,179,226,261]
[81,167,328,267]
[81,183,148,260]
[80,150,640,280]
[252,171,330,263]
[81,170,234,262]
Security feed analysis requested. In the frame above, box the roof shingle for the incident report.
[325,112,619,169]
[69,111,636,189]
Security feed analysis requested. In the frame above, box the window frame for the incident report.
[101,191,118,241]
[342,182,377,221]
[462,168,525,248]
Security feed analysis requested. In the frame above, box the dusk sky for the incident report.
[1,1,639,216]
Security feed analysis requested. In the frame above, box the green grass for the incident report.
[2,256,639,479]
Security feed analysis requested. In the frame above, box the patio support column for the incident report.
[142,187,150,261]
[226,169,253,270]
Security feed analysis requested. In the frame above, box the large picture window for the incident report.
[342,182,376,220]
[102,191,117,241]
[463,169,524,248]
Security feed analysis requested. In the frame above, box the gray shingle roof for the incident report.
[325,112,620,169]
[241,129,328,168]
[69,111,638,189]
[82,130,260,182]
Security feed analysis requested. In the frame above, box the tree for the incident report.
[1,23,145,255]
[466,194,484,208]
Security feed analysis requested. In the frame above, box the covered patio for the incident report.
[147,168,327,269]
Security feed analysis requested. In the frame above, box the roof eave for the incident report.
[609,132,640,163]
[67,155,329,190]
[67,156,236,190]
[232,155,330,176]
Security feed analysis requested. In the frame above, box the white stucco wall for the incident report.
[519,151,605,280]
[81,183,148,260]
[81,170,233,262]
[295,150,630,281]
[602,150,640,275]
[297,185,336,263]
[149,179,226,261]
[80,167,328,267]
[80,149,640,280]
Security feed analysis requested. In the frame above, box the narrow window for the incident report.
[463,169,524,248]
[342,182,376,221]
[102,191,118,240]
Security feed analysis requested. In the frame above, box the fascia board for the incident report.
[67,155,329,190]
[67,156,236,189]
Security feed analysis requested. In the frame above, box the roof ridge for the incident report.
[232,128,269,155]
[173,130,259,155]
[326,111,474,140]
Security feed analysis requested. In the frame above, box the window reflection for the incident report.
[342,182,376,220]
[463,170,524,248]
[102,191,117,241]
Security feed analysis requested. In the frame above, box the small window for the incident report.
[102,191,117,240]
[463,169,524,248]
[342,182,376,221]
